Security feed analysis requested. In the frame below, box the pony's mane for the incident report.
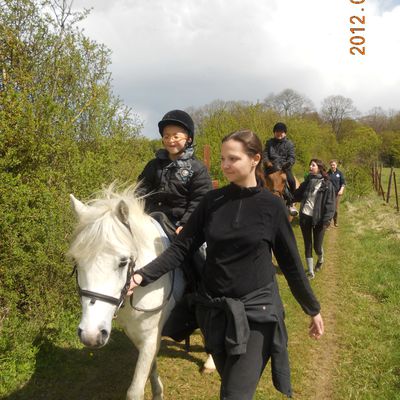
[68,184,154,262]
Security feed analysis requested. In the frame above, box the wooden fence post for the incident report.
[386,167,393,204]
[375,162,380,193]
[393,171,399,212]
[203,144,219,189]
[378,165,385,200]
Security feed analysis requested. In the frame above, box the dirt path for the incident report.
[306,225,341,400]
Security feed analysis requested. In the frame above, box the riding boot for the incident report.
[306,257,314,279]
[284,188,298,217]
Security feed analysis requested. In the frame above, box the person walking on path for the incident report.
[294,159,336,279]
[263,122,298,216]
[129,130,324,400]
[137,109,212,235]
[328,159,346,227]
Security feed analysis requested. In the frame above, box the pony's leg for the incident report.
[199,333,216,373]
[126,335,162,400]
[203,353,216,373]
[149,360,164,400]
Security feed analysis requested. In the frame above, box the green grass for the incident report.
[332,197,400,400]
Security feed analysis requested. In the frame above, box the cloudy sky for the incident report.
[72,0,400,138]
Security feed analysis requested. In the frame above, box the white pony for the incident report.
[68,186,186,400]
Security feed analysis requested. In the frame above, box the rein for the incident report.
[130,269,175,313]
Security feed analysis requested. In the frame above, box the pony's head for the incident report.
[67,186,150,348]
[265,169,287,198]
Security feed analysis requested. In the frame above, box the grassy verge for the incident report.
[332,196,400,399]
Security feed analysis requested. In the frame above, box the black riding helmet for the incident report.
[158,110,195,144]
[273,122,287,133]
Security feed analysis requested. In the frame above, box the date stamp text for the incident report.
[349,0,366,55]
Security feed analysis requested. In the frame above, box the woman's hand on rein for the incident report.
[127,274,143,296]
[309,313,324,339]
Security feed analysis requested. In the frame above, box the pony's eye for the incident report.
[119,258,129,268]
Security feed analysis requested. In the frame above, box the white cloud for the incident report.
[72,0,400,137]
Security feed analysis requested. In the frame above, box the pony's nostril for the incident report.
[100,329,108,339]
[77,327,83,338]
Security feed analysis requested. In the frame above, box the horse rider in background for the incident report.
[263,122,298,216]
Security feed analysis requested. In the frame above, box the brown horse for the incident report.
[264,161,299,220]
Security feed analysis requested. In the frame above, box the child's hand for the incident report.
[176,226,183,234]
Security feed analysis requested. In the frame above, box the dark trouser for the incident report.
[299,214,327,258]
[284,169,296,206]
[285,168,296,194]
[334,194,341,224]
[212,322,274,400]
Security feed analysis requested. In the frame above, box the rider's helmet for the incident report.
[273,122,287,133]
[158,110,195,144]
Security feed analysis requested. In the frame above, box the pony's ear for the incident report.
[116,200,130,226]
[70,194,89,218]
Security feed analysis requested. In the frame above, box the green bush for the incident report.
[343,165,373,201]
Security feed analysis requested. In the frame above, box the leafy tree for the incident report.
[285,117,337,174]
[338,125,381,165]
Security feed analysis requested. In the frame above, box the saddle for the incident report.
[150,211,177,243]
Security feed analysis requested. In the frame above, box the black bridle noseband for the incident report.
[71,218,174,317]
[72,256,135,317]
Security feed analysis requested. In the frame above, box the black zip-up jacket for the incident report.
[138,147,212,226]
[328,168,346,195]
[137,183,319,311]
[263,137,295,169]
[293,177,336,226]
[136,183,320,396]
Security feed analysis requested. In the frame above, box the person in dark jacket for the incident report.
[138,109,212,234]
[129,130,324,400]
[328,159,346,227]
[293,159,336,279]
[263,122,298,216]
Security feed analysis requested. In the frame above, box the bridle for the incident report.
[72,256,135,318]
[264,159,286,198]
[269,187,285,198]
[266,175,287,198]
[71,219,174,316]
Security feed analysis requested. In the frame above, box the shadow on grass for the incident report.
[2,331,206,400]
[160,337,208,372]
